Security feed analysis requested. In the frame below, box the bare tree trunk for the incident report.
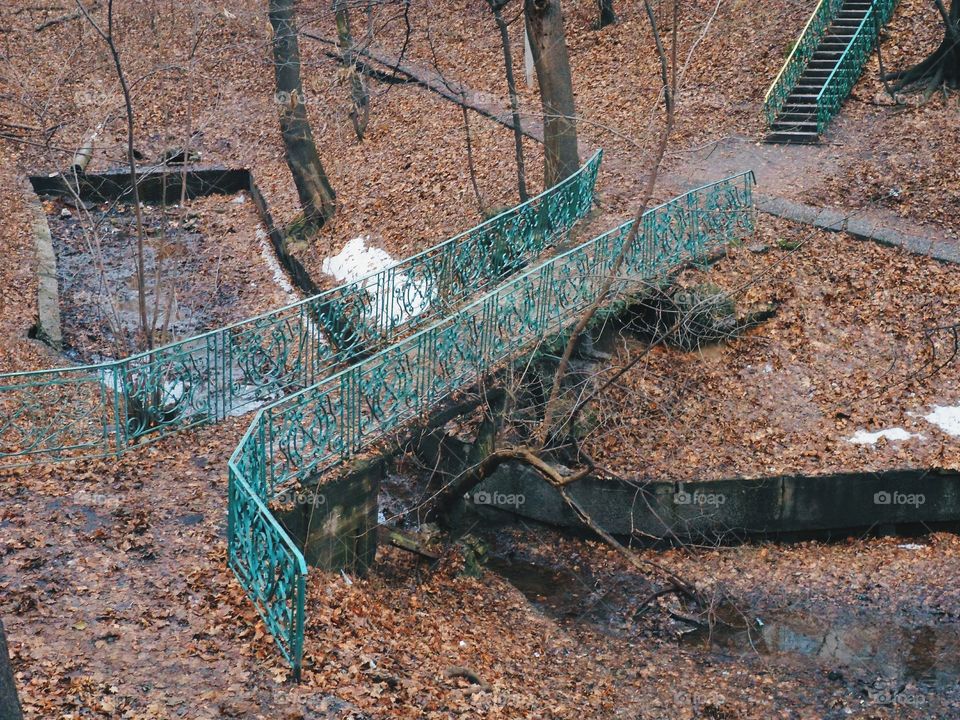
[885,0,960,91]
[524,0,580,187]
[488,0,529,202]
[334,0,370,140]
[269,0,337,231]
[535,0,677,448]
[597,0,616,28]
[76,0,152,349]
[0,619,22,720]
[460,102,487,213]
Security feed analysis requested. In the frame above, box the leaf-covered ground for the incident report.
[0,0,959,718]
[587,214,960,479]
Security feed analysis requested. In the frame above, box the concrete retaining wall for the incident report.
[476,464,960,538]
[26,165,322,353]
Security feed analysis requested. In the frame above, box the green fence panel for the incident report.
[0,151,601,469]
[228,171,756,676]
[816,0,898,132]
[763,0,844,126]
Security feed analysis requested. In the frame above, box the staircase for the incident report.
[766,0,874,143]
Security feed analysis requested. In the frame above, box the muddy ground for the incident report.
[43,190,293,362]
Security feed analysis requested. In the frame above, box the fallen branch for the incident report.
[632,583,699,619]
[35,1,99,31]
[302,32,545,143]
[380,527,440,560]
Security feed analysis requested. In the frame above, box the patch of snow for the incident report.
[322,235,434,329]
[897,543,924,551]
[97,365,123,393]
[322,235,395,281]
[257,227,297,301]
[920,404,960,437]
[226,392,272,418]
[162,379,186,408]
[847,427,921,445]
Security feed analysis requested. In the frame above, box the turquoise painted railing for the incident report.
[763,0,844,126]
[0,151,601,469]
[228,171,756,675]
[816,0,897,132]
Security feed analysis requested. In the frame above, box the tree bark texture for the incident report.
[524,0,580,187]
[269,0,338,230]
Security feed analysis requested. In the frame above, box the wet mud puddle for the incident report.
[680,609,960,706]
[488,553,960,709]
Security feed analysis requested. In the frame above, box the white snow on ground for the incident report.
[226,385,275,418]
[920,405,960,437]
[322,235,433,328]
[847,427,922,445]
[257,226,298,301]
[323,235,396,281]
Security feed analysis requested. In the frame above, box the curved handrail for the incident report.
[763,0,844,126]
[0,150,601,468]
[764,0,827,103]
[228,170,757,674]
[815,0,897,132]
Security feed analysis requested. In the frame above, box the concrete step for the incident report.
[772,119,819,131]
[776,112,818,124]
[833,18,867,25]
[764,130,820,144]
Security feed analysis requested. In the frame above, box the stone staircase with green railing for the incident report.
[764,0,898,143]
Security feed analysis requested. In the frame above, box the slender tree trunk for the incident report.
[524,0,580,187]
[269,0,337,231]
[334,0,370,140]
[0,619,23,720]
[597,0,616,28]
[489,0,529,202]
[885,0,960,91]
[77,0,152,350]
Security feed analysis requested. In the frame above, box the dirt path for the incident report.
[661,134,960,264]
[338,43,958,266]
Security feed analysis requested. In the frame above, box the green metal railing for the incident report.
[763,0,844,126]
[816,0,897,132]
[228,171,756,675]
[0,150,601,469]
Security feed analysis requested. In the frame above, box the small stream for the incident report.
[487,552,960,709]
[681,610,960,703]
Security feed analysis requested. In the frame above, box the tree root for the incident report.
[443,666,491,691]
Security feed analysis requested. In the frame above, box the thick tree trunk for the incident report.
[524,0,580,187]
[489,0,529,202]
[334,0,370,140]
[269,0,337,231]
[598,0,616,28]
[885,0,960,91]
[0,619,23,720]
